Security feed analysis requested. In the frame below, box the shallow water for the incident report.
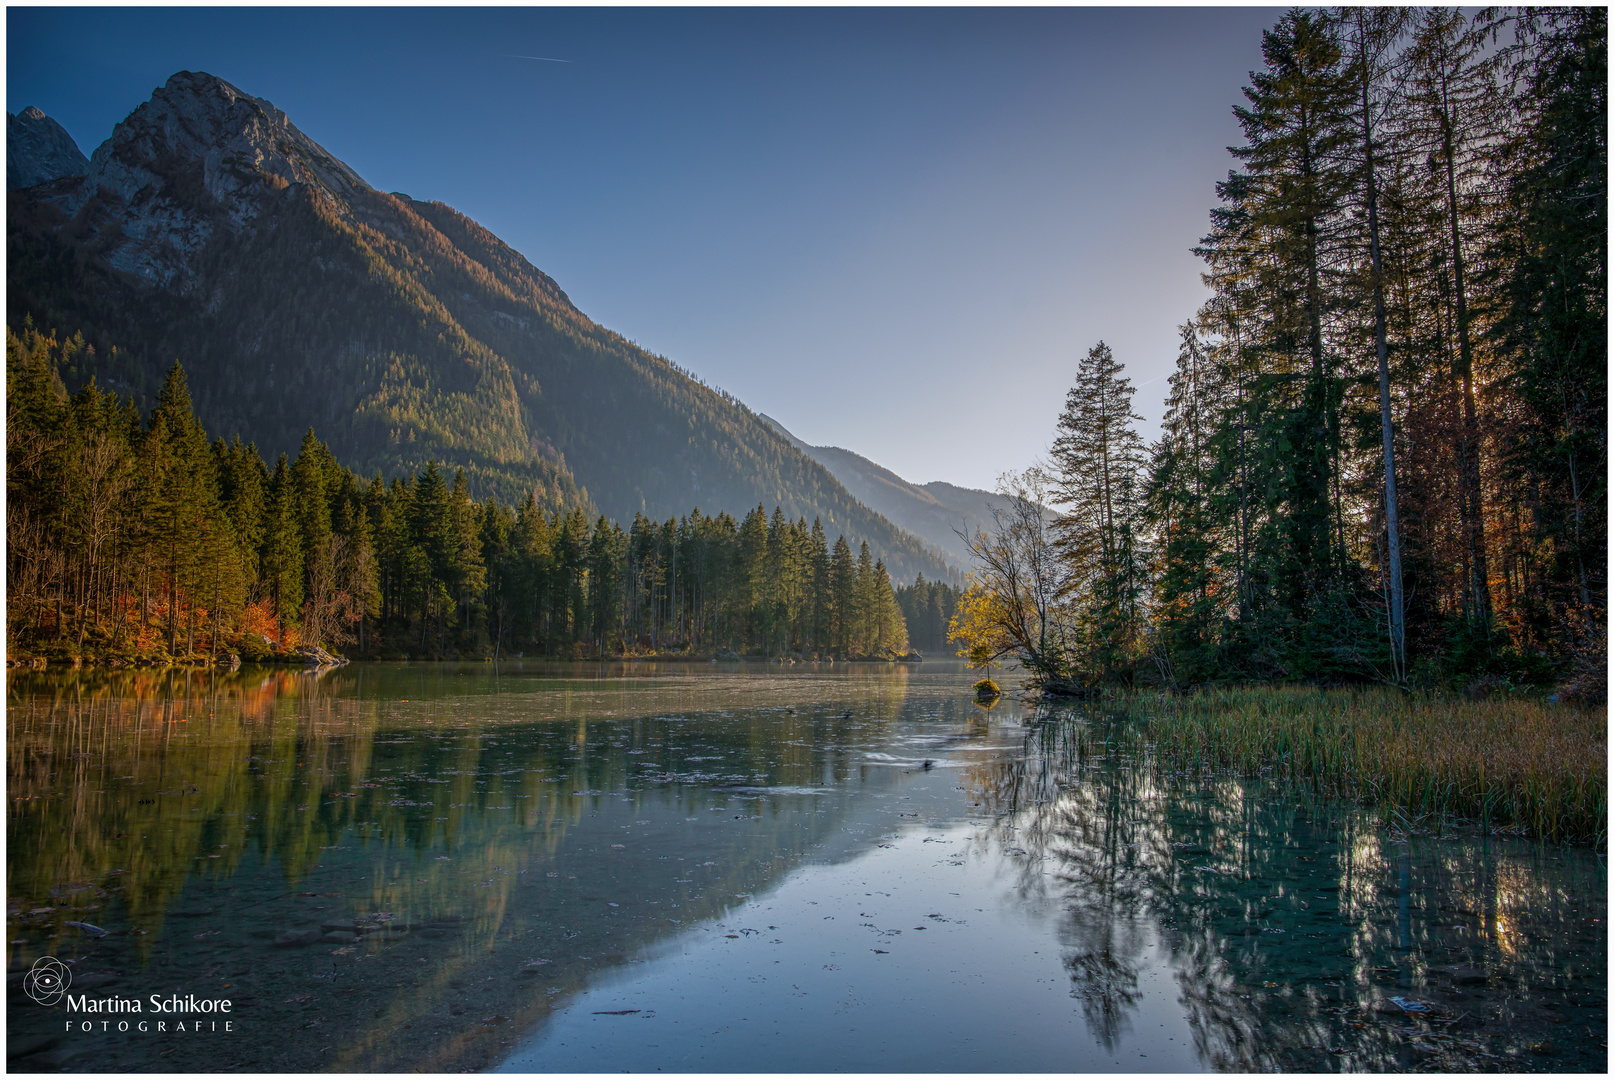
[5,663,1606,1072]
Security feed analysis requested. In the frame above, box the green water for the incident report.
[5,663,1606,1072]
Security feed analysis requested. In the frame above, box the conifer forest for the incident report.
[6,334,918,665]
[949,8,1604,699]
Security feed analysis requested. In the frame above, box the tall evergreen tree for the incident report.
[1052,341,1149,677]
[1335,5,1412,680]
[261,454,304,633]
[1487,7,1606,652]
[1145,323,1226,684]
[829,535,855,657]
[808,518,830,652]
[1397,8,1507,635]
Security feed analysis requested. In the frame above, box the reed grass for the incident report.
[1121,686,1606,846]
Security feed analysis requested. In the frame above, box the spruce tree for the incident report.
[1051,341,1148,677]
[1487,8,1606,643]
[1397,9,1506,635]
[145,363,230,656]
[261,455,304,634]
[808,518,830,653]
[1145,323,1225,683]
[829,535,855,657]
[737,506,769,650]
[1333,5,1411,680]
[853,541,875,657]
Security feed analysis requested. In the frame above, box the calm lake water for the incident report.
[6,663,1606,1072]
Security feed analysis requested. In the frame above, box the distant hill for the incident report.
[758,414,1051,574]
[6,71,954,585]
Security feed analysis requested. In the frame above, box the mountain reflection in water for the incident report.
[8,662,939,1071]
[6,664,1605,1073]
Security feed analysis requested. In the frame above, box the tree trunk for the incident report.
[1358,11,1407,680]
[1438,64,1492,631]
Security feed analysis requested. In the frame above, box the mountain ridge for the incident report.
[758,413,1036,572]
[6,73,957,585]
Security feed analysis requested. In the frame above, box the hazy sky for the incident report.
[9,7,1280,490]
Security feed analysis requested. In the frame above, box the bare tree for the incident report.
[953,466,1075,685]
[301,534,370,649]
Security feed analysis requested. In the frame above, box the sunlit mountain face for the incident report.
[7,73,952,583]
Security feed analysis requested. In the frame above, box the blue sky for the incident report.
[9,7,1279,490]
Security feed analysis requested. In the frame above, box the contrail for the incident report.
[500,54,572,63]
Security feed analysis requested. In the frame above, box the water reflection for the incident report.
[6,662,941,1072]
[6,667,1604,1073]
[965,705,1607,1071]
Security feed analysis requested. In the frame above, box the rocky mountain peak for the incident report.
[8,105,89,189]
[62,70,369,287]
[87,70,367,207]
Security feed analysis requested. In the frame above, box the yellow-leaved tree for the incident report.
[947,582,1016,673]
[947,467,1075,687]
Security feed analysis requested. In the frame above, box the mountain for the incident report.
[7,106,89,189]
[6,72,955,585]
[758,413,1043,572]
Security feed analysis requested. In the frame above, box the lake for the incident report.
[6,662,1605,1072]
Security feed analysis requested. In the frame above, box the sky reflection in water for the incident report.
[6,663,1605,1072]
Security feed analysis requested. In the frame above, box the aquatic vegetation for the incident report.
[1122,686,1606,845]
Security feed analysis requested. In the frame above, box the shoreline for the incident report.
[5,651,936,672]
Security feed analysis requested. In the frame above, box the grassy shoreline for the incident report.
[1115,685,1606,846]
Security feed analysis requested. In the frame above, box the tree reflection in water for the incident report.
[958,702,1607,1072]
[5,661,924,1072]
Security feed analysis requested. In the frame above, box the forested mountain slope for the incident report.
[6,71,953,585]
